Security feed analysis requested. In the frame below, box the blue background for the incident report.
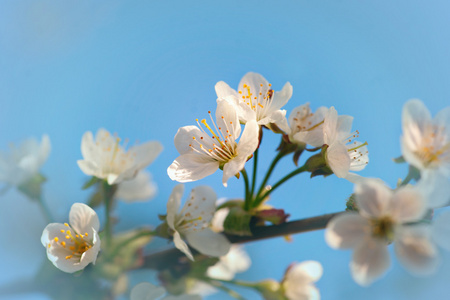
[1,1,449,299]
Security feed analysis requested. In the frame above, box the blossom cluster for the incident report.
[0,72,449,300]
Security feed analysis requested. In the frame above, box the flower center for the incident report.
[344,131,369,167]
[371,217,395,243]
[51,223,93,260]
[238,83,274,119]
[188,111,238,162]
[416,124,450,167]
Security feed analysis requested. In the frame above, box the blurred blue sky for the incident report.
[1,1,450,299]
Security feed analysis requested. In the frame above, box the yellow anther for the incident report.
[85,233,88,236]
[69,246,75,251]
[66,235,70,239]
[65,255,72,260]
[61,241,66,247]
[60,229,65,233]
[54,237,59,242]
[64,223,69,227]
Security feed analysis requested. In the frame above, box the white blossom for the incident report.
[206,245,251,280]
[77,128,163,185]
[215,72,293,133]
[116,170,157,202]
[168,99,259,187]
[401,99,450,207]
[166,185,231,261]
[325,179,438,286]
[41,203,101,273]
[323,107,369,178]
[131,282,201,300]
[288,103,329,147]
[282,261,323,300]
[0,134,50,186]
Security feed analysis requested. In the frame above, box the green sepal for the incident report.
[216,199,244,210]
[17,173,46,201]
[393,155,406,163]
[87,186,103,208]
[345,194,358,212]
[82,176,100,190]
[223,206,252,236]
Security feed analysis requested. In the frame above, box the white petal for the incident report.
[116,171,157,202]
[185,228,231,257]
[323,107,338,144]
[390,186,426,223]
[286,285,320,300]
[167,153,220,183]
[432,211,450,251]
[77,160,99,177]
[173,126,205,155]
[402,99,431,135]
[37,134,51,167]
[287,261,323,284]
[350,237,390,286]
[207,245,251,280]
[166,184,184,229]
[416,171,450,208]
[434,106,450,134]
[236,120,259,157]
[69,203,100,233]
[395,225,439,276]
[238,72,269,95]
[326,142,350,178]
[266,81,292,113]
[107,173,120,185]
[215,81,238,99]
[267,109,290,134]
[80,231,101,265]
[354,179,393,219]
[325,213,370,249]
[130,282,165,300]
[336,115,354,139]
[179,185,217,227]
[80,131,97,162]
[129,141,163,169]
[173,230,194,261]
[216,99,241,138]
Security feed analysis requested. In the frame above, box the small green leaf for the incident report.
[82,176,100,190]
[223,206,252,236]
[393,156,406,163]
[345,194,358,212]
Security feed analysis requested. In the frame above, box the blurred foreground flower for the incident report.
[41,203,101,273]
[401,99,450,208]
[131,282,201,300]
[166,185,231,261]
[0,134,50,197]
[78,128,163,185]
[215,72,293,133]
[168,99,259,186]
[325,179,437,286]
[116,170,157,202]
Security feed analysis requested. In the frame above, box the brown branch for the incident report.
[142,211,343,270]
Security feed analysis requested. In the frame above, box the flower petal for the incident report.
[270,81,293,112]
[354,179,393,219]
[325,213,370,249]
[179,185,217,225]
[129,141,163,169]
[390,186,426,223]
[432,211,450,251]
[69,203,100,233]
[350,237,390,286]
[116,171,157,202]
[77,160,99,177]
[168,153,220,183]
[130,282,165,300]
[166,184,184,229]
[416,171,450,208]
[395,225,439,276]
[215,81,238,99]
[173,230,194,261]
[326,142,350,178]
[216,99,241,138]
[185,228,231,257]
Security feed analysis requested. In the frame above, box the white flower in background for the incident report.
[288,103,329,147]
[115,170,157,202]
[207,245,251,280]
[323,107,369,178]
[282,261,323,300]
[0,134,50,186]
[401,99,450,208]
[210,207,230,233]
[41,203,101,273]
[77,128,163,185]
[431,211,450,251]
[166,185,231,261]
[215,72,293,133]
[325,179,438,286]
[131,282,201,300]
[168,99,259,187]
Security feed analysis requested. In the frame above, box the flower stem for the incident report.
[102,181,117,247]
[255,151,285,201]
[37,196,53,223]
[253,164,307,208]
[250,148,259,202]
[107,229,156,259]
[241,169,251,210]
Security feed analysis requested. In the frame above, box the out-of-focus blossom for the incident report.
[168,99,259,187]
[401,99,450,207]
[77,128,163,185]
[215,72,293,133]
[0,134,50,186]
[116,170,157,202]
[131,282,201,300]
[323,107,369,178]
[207,245,251,280]
[325,179,438,286]
[431,211,450,251]
[282,261,323,300]
[288,103,329,147]
[166,185,231,261]
[41,203,101,273]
